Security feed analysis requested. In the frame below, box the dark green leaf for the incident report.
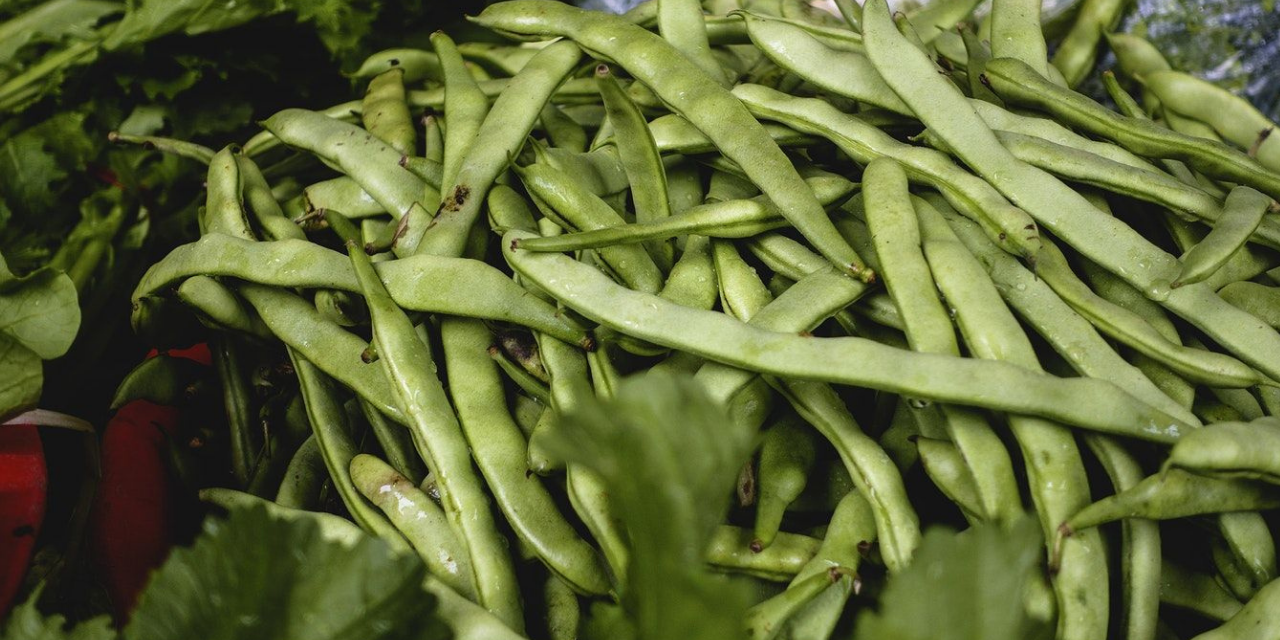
[548,370,755,640]
[123,504,449,640]
[102,0,279,50]
[0,332,42,426]
[0,266,79,357]
[0,584,117,640]
[0,0,120,64]
[854,517,1053,640]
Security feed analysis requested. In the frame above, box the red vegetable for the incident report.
[0,424,47,616]
[90,343,207,621]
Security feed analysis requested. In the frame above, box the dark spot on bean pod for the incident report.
[389,58,400,66]
[12,524,34,538]
[749,539,764,553]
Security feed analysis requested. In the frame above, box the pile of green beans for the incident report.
[121,0,1280,638]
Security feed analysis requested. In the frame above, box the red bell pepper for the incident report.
[89,343,209,621]
[0,424,47,616]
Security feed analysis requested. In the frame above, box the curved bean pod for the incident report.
[504,229,1193,441]
[1165,418,1280,484]
[134,235,590,348]
[261,109,429,220]
[734,83,1040,261]
[408,39,583,259]
[440,318,612,595]
[1175,187,1273,287]
[982,57,1280,201]
[349,453,476,598]
[471,0,871,280]
[343,223,524,630]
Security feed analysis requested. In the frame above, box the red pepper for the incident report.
[0,424,47,616]
[89,343,208,621]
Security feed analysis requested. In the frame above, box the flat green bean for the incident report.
[440,318,611,595]
[982,57,1280,201]
[473,1,871,281]
[262,110,430,221]
[505,229,1192,438]
[136,235,590,347]
[1190,574,1280,640]
[734,83,1041,262]
[1175,187,1274,287]
[342,219,524,629]
[349,453,475,597]
[407,39,583,259]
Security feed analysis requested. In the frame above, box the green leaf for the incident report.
[102,0,280,50]
[0,113,97,220]
[0,267,80,358]
[0,584,117,640]
[289,0,380,60]
[0,333,42,431]
[123,504,449,640]
[854,517,1053,640]
[547,370,755,640]
[0,0,120,64]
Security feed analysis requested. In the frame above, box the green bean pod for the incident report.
[932,195,1199,423]
[595,64,674,269]
[1050,0,1127,87]
[505,229,1192,441]
[863,166,1021,523]
[658,0,729,86]
[733,83,1041,262]
[274,435,327,510]
[982,57,1280,202]
[750,490,875,640]
[517,161,665,294]
[362,68,417,156]
[1190,574,1280,640]
[109,354,206,410]
[408,39,584,259]
[912,214,1109,638]
[1220,281,1280,330]
[262,110,430,221]
[1164,418,1280,484]
[1084,435,1161,640]
[352,48,442,83]
[1174,186,1274,287]
[736,10,909,115]
[302,176,387,218]
[1145,70,1280,173]
[541,575,581,640]
[440,318,612,596]
[1160,559,1244,622]
[1061,469,1280,538]
[288,354,408,550]
[341,218,524,629]
[1216,511,1278,601]
[204,147,255,239]
[136,235,590,348]
[472,1,871,281]
[706,525,821,581]
[915,438,985,524]
[235,154,306,241]
[350,453,476,598]
[989,0,1051,79]
[753,414,816,548]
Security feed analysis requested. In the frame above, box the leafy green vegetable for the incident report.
[1,585,116,640]
[122,504,447,640]
[0,332,41,421]
[547,370,755,640]
[2,506,449,639]
[854,517,1053,640]
[0,251,78,420]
